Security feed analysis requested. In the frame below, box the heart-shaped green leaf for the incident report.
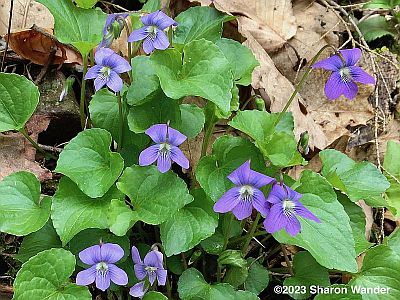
[0,171,51,236]
[0,73,39,132]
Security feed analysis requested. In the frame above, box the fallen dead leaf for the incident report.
[0,0,53,36]
[6,27,82,65]
[190,0,297,52]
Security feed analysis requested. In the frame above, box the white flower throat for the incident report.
[147,25,158,38]
[283,199,296,215]
[159,143,171,153]
[240,185,254,202]
[100,66,112,79]
[339,67,352,83]
[96,262,109,273]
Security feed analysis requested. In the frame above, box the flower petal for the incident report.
[128,26,150,42]
[106,71,123,93]
[166,127,187,146]
[288,188,302,202]
[248,170,275,189]
[285,214,301,236]
[157,153,172,173]
[156,269,167,286]
[84,65,102,80]
[170,146,189,169]
[312,55,342,71]
[104,53,131,73]
[141,11,159,26]
[213,187,241,213]
[145,124,167,143]
[139,145,160,166]
[148,271,157,285]
[144,250,163,268]
[109,264,128,286]
[294,201,321,223]
[131,246,143,265]
[79,245,101,265]
[263,203,287,234]
[134,263,147,280]
[252,188,269,216]
[129,281,147,298]
[232,199,253,220]
[324,72,349,100]
[100,243,124,264]
[267,184,288,204]
[95,48,115,65]
[76,265,96,286]
[94,75,108,91]
[143,37,155,54]
[152,11,177,29]
[95,271,111,291]
[153,30,170,50]
[227,160,251,186]
[340,48,361,66]
[342,81,359,100]
[349,66,375,85]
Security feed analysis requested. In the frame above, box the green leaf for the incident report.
[383,140,400,217]
[52,177,123,245]
[363,0,400,9]
[143,292,168,300]
[216,39,259,85]
[178,268,259,300]
[338,193,373,255]
[174,6,234,45]
[273,170,358,273]
[89,89,149,166]
[108,199,138,236]
[196,135,266,202]
[151,39,234,114]
[218,250,247,269]
[228,110,303,167]
[69,228,130,267]
[74,0,99,9]
[223,265,248,288]
[244,258,269,295]
[387,228,400,252]
[349,245,400,299]
[141,0,161,12]
[127,56,160,106]
[284,251,330,299]
[117,165,193,225]
[16,220,61,263]
[320,149,390,206]
[358,16,396,42]
[55,128,124,198]
[36,0,106,56]
[180,104,205,138]
[0,73,39,132]
[0,171,51,236]
[13,248,91,300]
[160,189,218,256]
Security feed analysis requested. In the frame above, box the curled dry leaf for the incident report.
[5,27,82,65]
[0,0,53,36]
[190,0,297,52]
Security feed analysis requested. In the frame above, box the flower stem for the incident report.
[19,128,57,160]
[241,212,261,255]
[273,44,337,127]
[80,54,89,129]
[117,92,124,152]
[217,213,234,283]
[201,104,218,157]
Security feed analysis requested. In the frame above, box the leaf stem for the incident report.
[241,212,261,255]
[117,92,123,152]
[201,105,218,157]
[273,44,337,127]
[19,128,57,160]
[80,54,89,129]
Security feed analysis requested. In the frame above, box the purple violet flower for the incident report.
[263,184,320,236]
[139,124,189,173]
[128,10,177,54]
[130,281,148,299]
[76,243,128,291]
[312,48,375,100]
[213,160,275,220]
[84,48,131,93]
[131,246,167,287]
[99,13,129,48]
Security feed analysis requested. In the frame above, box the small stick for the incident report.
[1,0,14,72]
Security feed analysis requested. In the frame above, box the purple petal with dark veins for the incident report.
[213,187,241,213]
[106,71,123,93]
[79,245,101,265]
[109,264,128,286]
[76,265,96,286]
[170,146,189,169]
[139,145,160,166]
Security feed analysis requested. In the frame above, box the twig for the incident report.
[1,0,14,72]
[100,1,130,12]
[37,143,63,153]
[0,284,13,294]
[280,245,294,276]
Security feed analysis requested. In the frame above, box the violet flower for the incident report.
[213,160,275,220]
[99,13,129,48]
[76,243,128,291]
[139,124,189,173]
[128,10,177,54]
[84,48,131,93]
[131,246,167,287]
[130,281,148,298]
[263,184,320,236]
[312,48,375,100]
